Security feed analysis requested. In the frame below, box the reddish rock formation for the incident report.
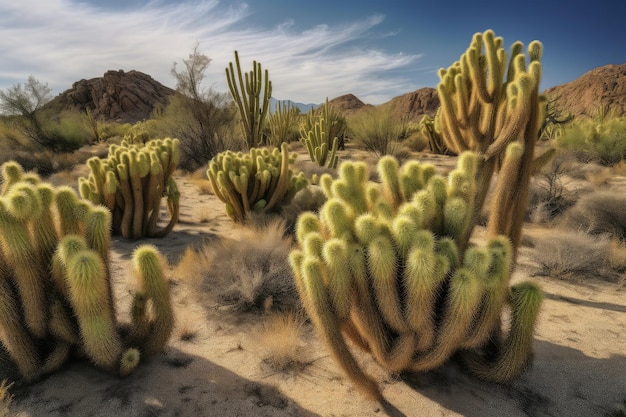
[50,70,176,123]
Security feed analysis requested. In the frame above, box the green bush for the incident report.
[347,106,403,156]
[557,117,626,165]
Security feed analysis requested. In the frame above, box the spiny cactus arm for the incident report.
[143,152,164,236]
[299,255,383,401]
[410,267,483,372]
[0,161,25,196]
[42,341,72,375]
[131,245,173,356]
[115,163,134,239]
[0,200,47,339]
[148,177,180,238]
[462,237,512,349]
[119,348,140,377]
[0,272,41,381]
[462,281,542,382]
[129,151,149,239]
[65,250,122,370]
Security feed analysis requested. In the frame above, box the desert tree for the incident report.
[159,44,237,170]
[0,76,55,149]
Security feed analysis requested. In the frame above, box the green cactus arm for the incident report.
[0,273,41,381]
[65,250,122,370]
[131,245,174,355]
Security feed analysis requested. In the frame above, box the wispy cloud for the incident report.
[0,0,423,104]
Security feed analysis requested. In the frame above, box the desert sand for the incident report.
[4,148,626,417]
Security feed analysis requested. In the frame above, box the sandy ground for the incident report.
[4,149,626,417]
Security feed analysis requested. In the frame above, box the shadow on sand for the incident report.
[9,346,322,417]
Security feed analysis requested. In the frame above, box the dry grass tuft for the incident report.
[560,189,626,240]
[258,311,309,372]
[531,229,624,282]
[182,218,300,313]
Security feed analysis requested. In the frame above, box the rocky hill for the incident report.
[328,94,373,115]
[544,63,626,118]
[49,70,176,124]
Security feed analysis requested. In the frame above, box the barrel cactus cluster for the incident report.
[290,154,542,399]
[0,162,174,382]
[207,142,308,222]
[79,138,181,239]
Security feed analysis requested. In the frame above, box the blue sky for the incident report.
[0,0,623,105]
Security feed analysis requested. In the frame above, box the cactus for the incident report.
[0,162,174,382]
[290,148,543,398]
[207,142,308,222]
[225,50,272,148]
[432,29,552,254]
[79,138,180,239]
[299,98,347,169]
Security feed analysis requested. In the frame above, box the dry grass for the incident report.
[257,311,309,372]
[180,219,299,313]
[531,229,624,282]
[560,189,626,240]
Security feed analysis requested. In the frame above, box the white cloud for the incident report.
[0,0,423,104]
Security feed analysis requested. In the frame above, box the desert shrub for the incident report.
[560,189,626,240]
[184,219,299,313]
[557,116,626,165]
[347,106,403,156]
[257,311,309,372]
[532,229,623,282]
[155,93,239,171]
[527,152,578,222]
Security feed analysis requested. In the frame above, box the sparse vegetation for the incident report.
[0,380,12,417]
[560,188,626,240]
[532,229,625,282]
[557,116,626,165]
[183,219,299,313]
[258,311,308,372]
[347,105,403,157]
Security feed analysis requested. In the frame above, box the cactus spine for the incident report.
[225,50,272,148]
[0,162,174,382]
[79,138,180,239]
[291,147,542,397]
[207,142,308,222]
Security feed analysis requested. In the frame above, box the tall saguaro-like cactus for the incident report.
[226,50,272,148]
[435,29,546,253]
[0,162,174,382]
[289,30,546,400]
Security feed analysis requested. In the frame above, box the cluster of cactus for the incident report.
[290,29,548,400]
[79,138,181,239]
[207,142,308,222]
[299,99,347,169]
[290,154,543,399]
[226,50,272,148]
[0,161,174,382]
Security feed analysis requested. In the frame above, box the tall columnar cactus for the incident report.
[226,50,272,148]
[290,154,542,400]
[433,29,548,253]
[79,138,181,239]
[0,161,174,383]
[299,98,347,169]
[207,142,308,222]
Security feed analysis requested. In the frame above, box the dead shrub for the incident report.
[531,229,623,282]
[257,311,309,372]
[560,189,626,240]
[182,219,299,313]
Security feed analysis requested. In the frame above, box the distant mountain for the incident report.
[269,97,319,113]
[544,63,626,118]
[379,87,440,122]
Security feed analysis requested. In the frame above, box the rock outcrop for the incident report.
[380,87,440,122]
[544,63,626,118]
[51,70,176,123]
